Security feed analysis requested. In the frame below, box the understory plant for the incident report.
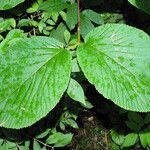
[110,112,150,149]
[0,0,150,149]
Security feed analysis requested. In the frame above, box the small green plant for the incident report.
[111,112,150,149]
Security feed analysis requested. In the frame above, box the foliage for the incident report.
[0,0,150,149]
[128,0,150,15]
[0,0,25,10]
[111,111,150,149]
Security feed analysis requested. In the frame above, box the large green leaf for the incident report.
[0,0,25,10]
[77,24,150,112]
[128,0,150,15]
[0,36,71,128]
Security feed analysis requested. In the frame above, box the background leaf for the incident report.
[0,29,26,50]
[111,129,125,145]
[121,133,138,148]
[80,14,94,38]
[39,0,68,12]
[139,132,149,148]
[0,0,25,10]
[66,3,77,30]
[0,18,16,33]
[67,78,85,105]
[82,9,104,25]
[33,141,41,150]
[50,23,66,43]
[46,132,73,147]
[77,24,150,112]
[128,0,150,15]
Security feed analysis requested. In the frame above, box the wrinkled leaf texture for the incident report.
[77,24,150,112]
[0,36,71,128]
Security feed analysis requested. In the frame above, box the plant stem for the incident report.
[33,138,53,149]
[77,0,81,44]
[105,132,109,150]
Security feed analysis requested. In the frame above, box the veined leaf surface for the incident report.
[77,24,150,112]
[0,36,71,128]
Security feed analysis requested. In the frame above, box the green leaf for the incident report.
[80,14,94,38]
[0,36,71,129]
[41,147,47,150]
[139,132,149,148]
[125,121,141,132]
[67,78,85,105]
[39,0,68,12]
[66,3,77,30]
[25,141,30,148]
[112,142,120,150]
[20,146,28,150]
[0,29,26,50]
[121,133,138,148]
[0,18,16,33]
[0,139,3,144]
[5,141,17,149]
[71,58,80,72]
[64,29,71,44]
[46,19,55,26]
[144,113,150,124]
[51,12,59,22]
[82,9,104,25]
[59,122,66,130]
[36,129,50,139]
[50,23,66,44]
[111,129,125,145]
[0,0,25,10]
[30,20,38,27]
[77,24,150,112]
[26,2,39,13]
[80,100,94,109]
[60,11,67,21]
[17,19,31,28]
[37,0,43,5]
[33,141,41,150]
[0,144,8,150]
[0,35,3,41]
[128,112,143,125]
[38,20,46,33]
[64,118,78,128]
[128,0,150,15]
[46,132,73,147]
